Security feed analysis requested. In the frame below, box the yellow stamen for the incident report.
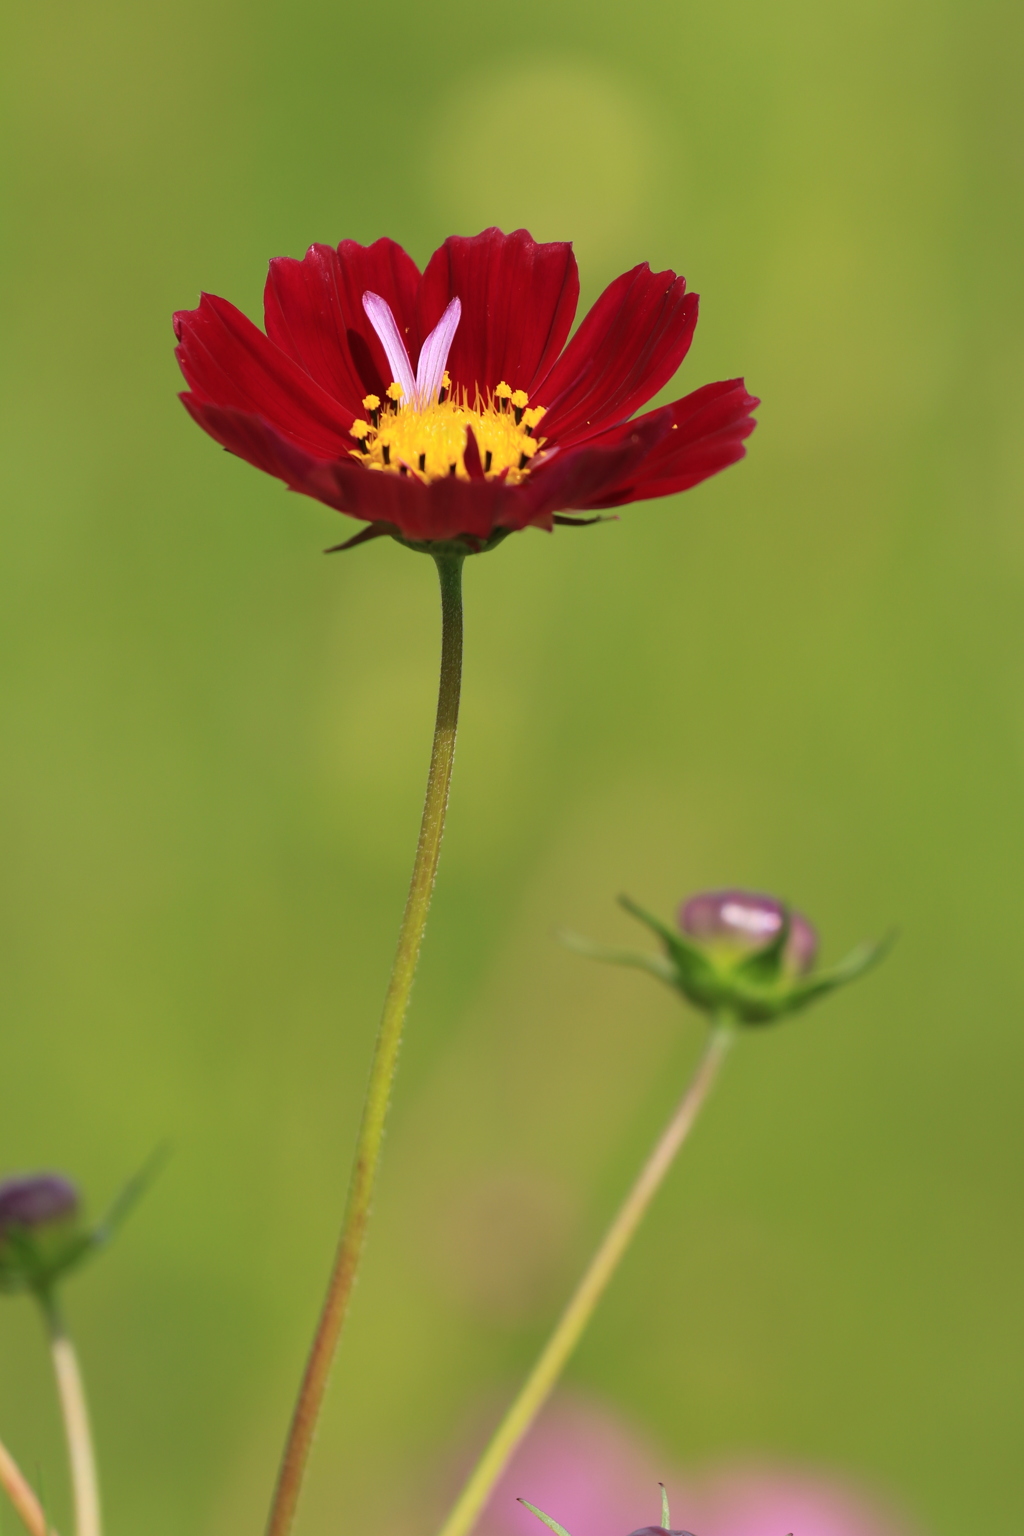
[349,382,547,484]
[362,394,380,412]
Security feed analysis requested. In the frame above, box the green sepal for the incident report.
[718,930,897,1024]
[556,929,678,987]
[616,894,723,1004]
[397,528,512,558]
[519,1501,574,1536]
[732,905,792,984]
[616,893,700,960]
[0,1220,92,1296]
[777,931,898,1017]
[90,1143,170,1252]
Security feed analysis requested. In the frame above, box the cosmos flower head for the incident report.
[174,228,758,551]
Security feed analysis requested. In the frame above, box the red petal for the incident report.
[264,237,422,408]
[568,379,759,507]
[177,372,754,543]
[521,411,676,520]
[534,266,699,444]
[174,294,355,457]
[319,461,536,542]
[418,228,579,399]
[179,395,343,492]
[178,395,548,543]
[462,424,485,480]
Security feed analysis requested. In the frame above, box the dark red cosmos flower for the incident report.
[174,228,758,551]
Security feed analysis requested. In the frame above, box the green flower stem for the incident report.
[436,1017,735,1536]
[266,552,466,1536]
[45,1302,99,1536]
[0,1430,53,1536]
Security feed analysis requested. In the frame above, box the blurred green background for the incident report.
[1,0,1022,1532]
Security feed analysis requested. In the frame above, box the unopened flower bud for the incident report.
[0,1171,84,1297]
[561,890,891,1026]
[0,1149,165,1301]
[679,889,817,975]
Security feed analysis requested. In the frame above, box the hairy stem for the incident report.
[437,1019,735,1536]
[0,1431,54,1536]
[46,1305,99,1536]
[266,552,465,1536]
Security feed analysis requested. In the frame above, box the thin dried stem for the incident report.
[437,1020,735,1536]
[0,1432,55,1536]
[47,1314,100,1536]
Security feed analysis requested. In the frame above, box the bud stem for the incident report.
[0,1431,54,1536]
[44,1302,100,1536]
[435,1017,735,1536]
[265,552,466,1536]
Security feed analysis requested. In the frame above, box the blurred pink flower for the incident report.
[477,1396,914,1536]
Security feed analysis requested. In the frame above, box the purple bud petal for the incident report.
[0,1173,79,1231]
[679,889,818,974]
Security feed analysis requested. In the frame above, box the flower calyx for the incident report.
[561,888,893,1025]
[0,1150,167,1301]
[324,524,517,558]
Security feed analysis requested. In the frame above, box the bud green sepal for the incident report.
[771,931,897,1018]
[615,894,726,1007]
[519,1501,574,1536]
[0,1216,92,1298]
[556,927,680,987]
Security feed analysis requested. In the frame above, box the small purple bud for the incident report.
[628,1528,697,1536]
[0,1174,79,1232]
[679,889,818,974]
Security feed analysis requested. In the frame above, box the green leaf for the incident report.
[518,1501,574,1536]
[660,1483,671,1530]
